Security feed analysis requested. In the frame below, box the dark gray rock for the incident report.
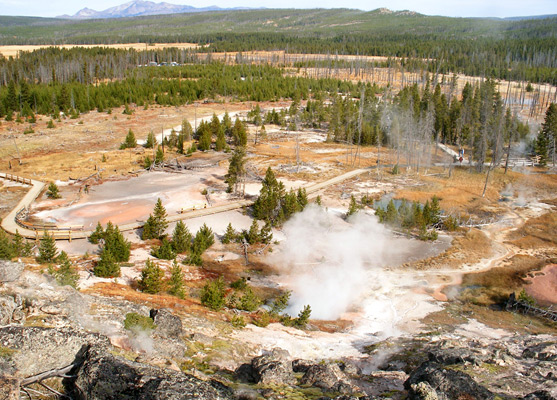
[150,309,183,338]
[250,348,295,385]
[428,347,488,366]
[523,342,557,362]
[300,363,352,393]
[292,358,314,373]
[73,346,234,400]
[0,260,24,283]
[0,326,109,376]
[522,391,556,400]
[405,362,494,400]
[235,363,256,383]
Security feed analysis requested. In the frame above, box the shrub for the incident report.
[270,291,291,315]
[51,251,79,288]
[294,305,311,328]
[46,182,61,199]
[230,277,248,291]
[151,238,176,260]
[124,312,155,331]
[93,249,120,278]
[120,129,137,149]
[230,315,246,328]
[221,223,237,244]
[238,287,262,312]
[138,259,164,294]
[168,259,185,299]
[253,311,271,328]
[200,276,226,310]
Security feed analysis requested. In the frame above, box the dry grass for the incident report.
[507,211,557,249]
[0,43,199,58]
[406,229,493,270]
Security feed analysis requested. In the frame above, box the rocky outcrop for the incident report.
[522,342,557,362]
[405,361,494,400]
[0,326,110,377]
[300,363,353,394]
[236,348,296,385]
[0,260,24,283]
[0,295,23,325]
[150,308,183,338]
[73,346,234,400]
[522,391,557,400]
[251,348,296,385]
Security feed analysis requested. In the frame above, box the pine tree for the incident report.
[46,182,61,199]
[103,223,131,262]
[93,248,120,278]
[151,238,176,260]
[225,146,246,194]
[215,127,226,151]
[221,223,237,244]
[295,305,312,327]
[222,111,233,137]
[537,103,557,166]
[296,188,308,210]
[210,113,221,137]
[11,230,30,257]
[37,231,58,263]
[89,222,105,244]
[155,146,164,164]
[0,230,14,260]
[138,259,164,294]
[385,199,398,224]
[259,221,273,244]
[245,219,260,245]
[346,195,359,217]
[198,122,212,151]
[193,224,215,253]
[181,119,193,141]
[142,198,168,239]
[171,221,191,253]
[253,167,285,224]
[168,259,185,299]
[120,129,137,149]
[144,131,157,149]
[53,251,79,288]
[422,200,432,226]
[429,196,441,225]
[200,276,226,310]
[232,117,247,146]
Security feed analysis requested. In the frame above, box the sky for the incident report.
[0,0,556,18]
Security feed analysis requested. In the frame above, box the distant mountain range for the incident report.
[54,2,556,20]
[57,0,253,19]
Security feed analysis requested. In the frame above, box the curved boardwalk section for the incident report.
[1,169,369,240]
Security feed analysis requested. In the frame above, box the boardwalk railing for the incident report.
[0,173,33,185]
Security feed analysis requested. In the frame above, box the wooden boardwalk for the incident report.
[1,168,369,241]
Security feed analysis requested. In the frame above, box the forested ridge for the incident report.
[0,9,556,84]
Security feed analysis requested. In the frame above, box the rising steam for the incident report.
[271,205,390,320]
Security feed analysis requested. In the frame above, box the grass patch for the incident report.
[0,346,16,359]
[123,312,155,331]
[460,254,545,304]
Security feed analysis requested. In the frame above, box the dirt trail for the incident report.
[432,205,526,301]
